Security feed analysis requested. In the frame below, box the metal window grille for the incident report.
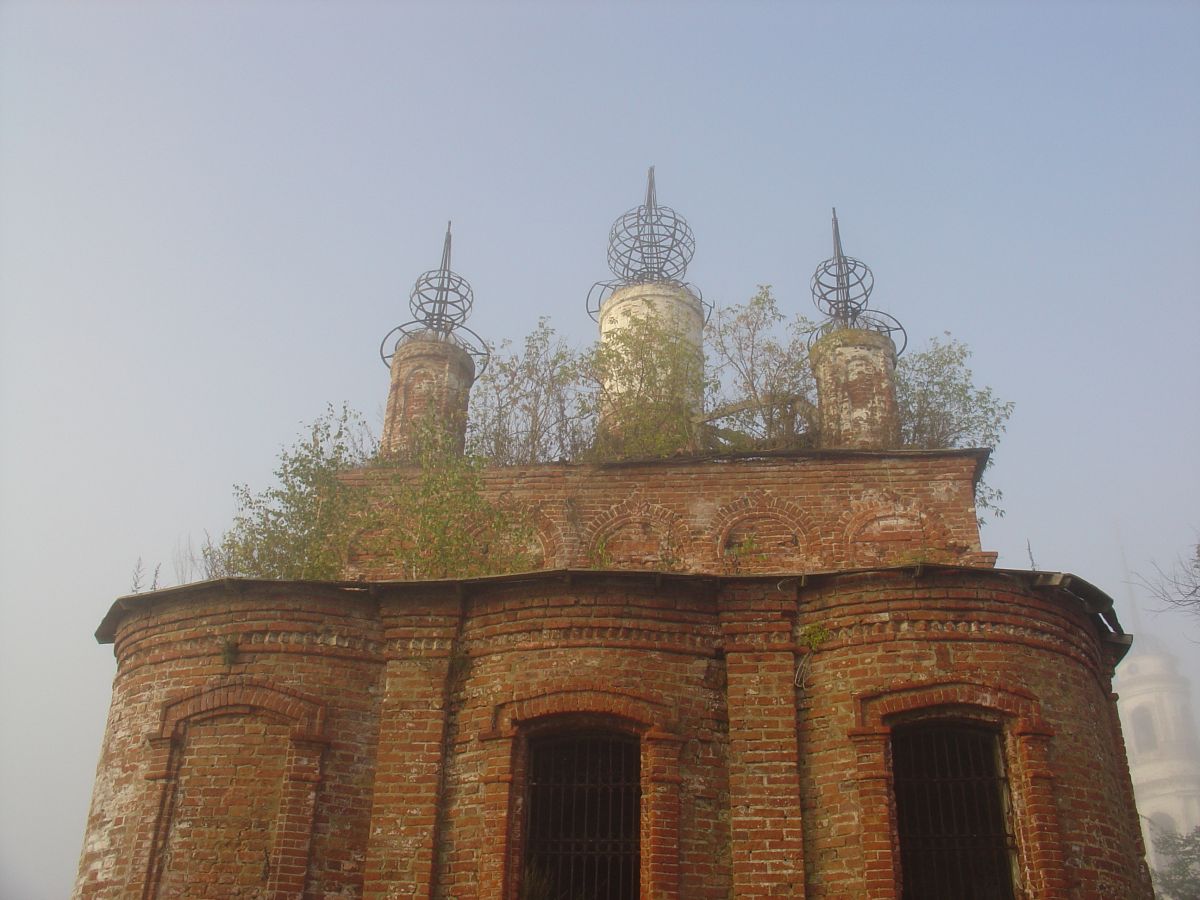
[523,732,640,900]
[892,722,1017,900]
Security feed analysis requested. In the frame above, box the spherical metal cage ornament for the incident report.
[587,166,708,321]
[605,166,696,283]
[379,221,490,375]
[409,267,473,333]
[810,254,874,322]
[806,310,907,355]
[807,209,906,355]
[607,203,696,282]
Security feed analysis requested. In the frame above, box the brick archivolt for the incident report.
[840,488,954,564]
[154,677,327,745]
[584,495,693,570]
[556,486,963,572]
[484,688,677,739]
[712,491,816,571]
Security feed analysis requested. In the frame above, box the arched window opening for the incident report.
[1131,706,1158,753]
[522,730,640,900]
[892,721,1016,900]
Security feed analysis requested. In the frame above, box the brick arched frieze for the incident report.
[137,679,328,899]
[584,495,693,571]
[520,504,565,569]
[712,491,817,573]
[840,489,955,567]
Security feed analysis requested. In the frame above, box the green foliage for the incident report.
[896,333,1013,450]
[798,622,830,652]
[206,407,535,582]
[365,423,536,579]
[896,333,1014,517]
[1153,825,1200,900]
[203,288,1014,583]
[704,286,818,449]
[467,287,1009,481]
[206,404,375,580]
[467,318,590,465]
[582,309,710,459]
[702,290,1012,516]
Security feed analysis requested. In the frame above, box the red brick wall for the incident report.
[78,568,1151,899]
[345,450,992,578]
[796,570,1151,898]
[74,586,383,899]
[77,452,1152,898]
[155,714,291,898]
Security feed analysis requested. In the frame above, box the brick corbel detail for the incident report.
[362,600,460,900]
[851,680,1066,900]
[478,689,683,900]
[136,679,327,900]
[720,614,806,898]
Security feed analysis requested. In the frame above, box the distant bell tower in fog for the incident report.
[1116,606,1200,870]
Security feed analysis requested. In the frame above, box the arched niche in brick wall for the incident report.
[477,504,563,571]
[476,688,684,900]
[713,492,816,573]
[847,679,1064,899]
[841,489,951,567]
[137,679,328,899]
[585,497,692,571]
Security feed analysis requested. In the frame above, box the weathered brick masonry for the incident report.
[347,449,993,578]
[76,451,1153,898]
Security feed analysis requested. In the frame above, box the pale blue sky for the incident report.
[2,2,1198,896]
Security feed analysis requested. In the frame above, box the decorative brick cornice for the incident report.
[463,622,717,658]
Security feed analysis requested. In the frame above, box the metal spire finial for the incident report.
[440,220,452,268]
[380,221,489,372]
[831,207,851,318]
[809,208,906,353]
[417,220,457,335]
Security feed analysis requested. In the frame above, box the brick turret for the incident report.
[597,281,706,421]
[381,334,475,457]
[811,327,901,449]
[377,222,485,459]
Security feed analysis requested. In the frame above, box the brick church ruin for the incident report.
[76,173,1154,898]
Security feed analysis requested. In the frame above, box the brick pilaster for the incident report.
[722,611,806,898]
[362,597,460,899]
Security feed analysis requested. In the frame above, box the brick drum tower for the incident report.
[75,179,1154,899]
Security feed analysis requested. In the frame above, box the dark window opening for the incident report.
[1131,706,1158,753]
[892,722,1016,900]
[522,731,640,900]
